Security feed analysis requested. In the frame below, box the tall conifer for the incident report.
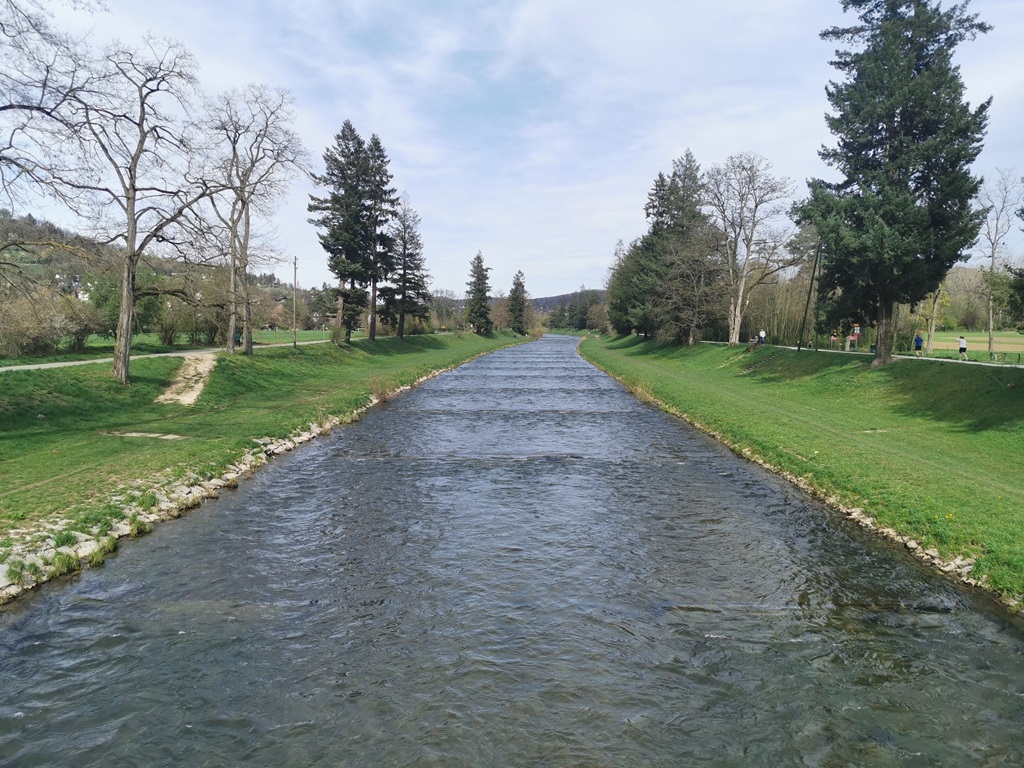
[464,251,492,333]
[801,0,990,364]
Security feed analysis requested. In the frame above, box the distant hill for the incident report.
[530,290,605,312]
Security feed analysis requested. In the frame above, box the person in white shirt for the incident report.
[958,336,967,361]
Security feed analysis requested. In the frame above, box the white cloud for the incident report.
[38,0,1024,295]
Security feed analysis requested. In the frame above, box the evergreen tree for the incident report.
[800,0,990,365]
[508,270,528,335]
[655,221,728,345]
[605,237,665,337]
[308,120,370,342]
[380,193,430,339]
[548,300,568,329]
[567,286,602,330]
[364,134,399,340]
[308,122,398,342]
[464,251,492,333]
[607,152,706,338]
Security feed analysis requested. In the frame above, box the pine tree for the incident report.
[464,251,492,333]
[508,270,528,335]
[801,0,990,365]
[380,193,430,339]
[308,122,398,342]
[308,120,369,343]
[364,134,399,340]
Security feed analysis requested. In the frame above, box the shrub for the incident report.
[0,288,103,357]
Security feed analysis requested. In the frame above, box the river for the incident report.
[1,334,1022,766]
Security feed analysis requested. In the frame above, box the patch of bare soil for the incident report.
[155,353,218,406]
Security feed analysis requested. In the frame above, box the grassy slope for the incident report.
[0,329,349,365]
[580,336,1024,599]
[0,333,521,539]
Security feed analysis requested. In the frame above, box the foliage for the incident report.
[379,194,430,339]
[508,270,528,335]
[0,288,103,357]
[606,237,665,336]
[565,286,602,330]
[308,121,400,342]
[464,251,492,333]
[430,288,461,331]
[799,0,991,365]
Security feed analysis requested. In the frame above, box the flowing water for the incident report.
[1,335,1022,766]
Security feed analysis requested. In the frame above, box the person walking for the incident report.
[914,332,923,357]
[958,335,968,361]
[758,328,766,347]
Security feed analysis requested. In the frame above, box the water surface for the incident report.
[1,335,1022,766]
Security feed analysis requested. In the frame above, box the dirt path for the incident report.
[154,352,218,406]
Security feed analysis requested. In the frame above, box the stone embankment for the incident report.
[721,433,1013,613]
[581,341,1020,616]
[0,415,344,606]
[0,358,465,608]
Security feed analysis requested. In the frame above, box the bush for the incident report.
[0,289,103,357]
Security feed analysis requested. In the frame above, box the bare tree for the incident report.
[0,0,101,296]
[703,152,797,344]
[49,39,220,384]
[974,168,1022,357]
[206,84,306,355]
[430,287,459,330]
[1,1,95,200]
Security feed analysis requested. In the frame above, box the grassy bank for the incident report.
[0,329,354,366]
[0,332,522,550]
[580,335,1024,603]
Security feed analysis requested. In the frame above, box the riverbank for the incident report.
[0,332,525,605]
[579,334,1024,610]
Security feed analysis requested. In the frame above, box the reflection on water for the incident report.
[1,335,1022,766]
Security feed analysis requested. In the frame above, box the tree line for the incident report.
[306,123,538,343]
[601,0,1024,364]
[1,0,306,382]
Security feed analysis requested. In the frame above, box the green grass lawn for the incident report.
[924,330,1024,362]
[580,335,1024,602]
[0,332,522,545]
[0,329,364,366]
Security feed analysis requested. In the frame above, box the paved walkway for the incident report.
[0,340,333,373]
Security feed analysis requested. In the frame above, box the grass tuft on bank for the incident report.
[580,336,1024,601]
[0,332,522,542]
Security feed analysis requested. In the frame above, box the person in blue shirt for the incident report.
[914,332,923,357]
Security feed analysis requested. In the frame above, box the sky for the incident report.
[49,0,1024,298]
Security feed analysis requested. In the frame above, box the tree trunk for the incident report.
[988,242,998,358]
[988,286,995,358]
[227,263,237,355]
[397,310,406,340]
[112,256,137,385]
[872,300,895,367]
[728,298,742,344]
[242,274,253,356]
[346,279,355,342]
[334,279,345,345]
[927,288,941,354]
[368,276,378,340]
